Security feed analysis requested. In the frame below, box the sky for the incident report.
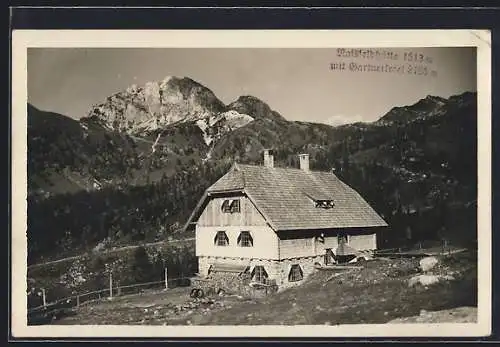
[27,47,476,125]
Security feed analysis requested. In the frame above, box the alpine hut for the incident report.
[184,150,388,289]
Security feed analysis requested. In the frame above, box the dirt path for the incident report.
[28,238,195,270]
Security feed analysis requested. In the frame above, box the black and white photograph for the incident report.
[11,29,491,338]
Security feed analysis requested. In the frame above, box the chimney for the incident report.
[299,153,310,172]
[263,149,274,168]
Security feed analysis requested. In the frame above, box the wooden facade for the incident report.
[278,229,377,260]
[196,194,268,228]
[196,194,378,263]
[195,195,280,260]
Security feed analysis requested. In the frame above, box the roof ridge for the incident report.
[237,163,336,175]
[241,166,246,188]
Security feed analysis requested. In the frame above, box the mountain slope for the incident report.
[26,77,477,263]
[375,95,448,126]
[27,104,144,197]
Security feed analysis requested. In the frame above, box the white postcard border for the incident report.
[11,29,492,338]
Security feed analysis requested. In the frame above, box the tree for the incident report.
[131,246,154,284]
[90,255,107,289]
[340,140,351,182]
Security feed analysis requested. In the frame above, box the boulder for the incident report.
[408,274,441,287]
[419,256,438,272]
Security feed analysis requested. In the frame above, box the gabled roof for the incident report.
[185,163,388,231]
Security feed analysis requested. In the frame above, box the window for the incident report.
[337,232,348,245]
[251,265,268,284]
[221,199,241,213]
[214,231,229,246]
[315,199,335,209]
[237,231,254,247]
[288,264,304,282]
[317,233,325,243]
[230,200,241,213]
[221,200,231,213]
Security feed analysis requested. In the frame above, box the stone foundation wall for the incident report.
[198,256,211,277]
[197,255,323,292]
[277,255,323,290]
[193,272,265,298]
[198,256,281,279]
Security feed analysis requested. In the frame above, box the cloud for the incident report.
[323,114,368,126]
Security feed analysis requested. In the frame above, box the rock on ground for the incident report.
[388,306,477,323]
[408,274,441,287]
[420,256,439,272]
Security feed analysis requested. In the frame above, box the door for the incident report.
[324,248,336,265]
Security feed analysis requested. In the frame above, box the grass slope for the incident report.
[52,251,477,326]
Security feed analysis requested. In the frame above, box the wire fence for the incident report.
[28,240,465,323]
[373,240,462,257]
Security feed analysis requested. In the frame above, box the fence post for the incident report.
[165,268,168,290]
[41,288,46,308]
[109,271,113,299]
[76,295,80,307]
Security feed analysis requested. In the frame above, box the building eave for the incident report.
[244,190,278,232]
[275,223,388,232]
[182,189,245,232]
[183,188,279,233]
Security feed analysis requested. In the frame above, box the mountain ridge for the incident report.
[26,77,477,263]
[27,87,476,198]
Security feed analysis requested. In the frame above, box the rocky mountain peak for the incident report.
[81,76,227,135]
[227,95,286,122]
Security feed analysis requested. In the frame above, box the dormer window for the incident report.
[221,199,241,213]
[315,199,335,209]
[304,192,335,209]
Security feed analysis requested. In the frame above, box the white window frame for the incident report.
[251,265,268,284]
[288,264,304,282]
[221,199,241,213]
[237,231,254,247]
[214,231,229,246]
